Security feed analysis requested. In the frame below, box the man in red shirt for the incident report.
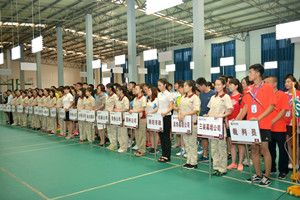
[238,64,275,187]
[263,76,289,180]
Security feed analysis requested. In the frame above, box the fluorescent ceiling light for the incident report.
[235,64,246,72]
[11,46,21,60]
[143,49,157,61]
[92,59,101,69]
[220,57,234,66]
[211,67,220,74]
[114,54,126,65]
[166,64,175,72]
[276,20,300,40]
[0,53,3,65]
[31,36,43,53]
[264,61,278,69]
[146,0,183,14]
[190,61,194,69]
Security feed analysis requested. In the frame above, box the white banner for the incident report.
[96,111,109,125]
[6,105,11,112]
[124,112,139,129]
[197,117,223,139]
[78,110,86,121]
[229,120,261,145]
[86,110,96,123]
[25,106,29,114]
[17,105,23,113]
[38,107,44,116]
[34,106,39,114]
[147,114,163,132]
[59,108,65,119]
[110,112,123,127]
[43,108,49,117]
[50,107,56,117]
[171,115,192,134]
[69,108,78,121]
[12,105,16,112]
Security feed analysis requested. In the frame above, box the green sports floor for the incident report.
[0,113,299,200]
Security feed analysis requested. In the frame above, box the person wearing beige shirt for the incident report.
[204,78,233,176]
[83,88,96,142]
[105,83,118,150]
[46,89,57,134]
[37,89,44,130]
[30,90,40,130]
[77,88,86,142]
[178,81,201,169]
[12,90,21,126]
[20,91,29,127]
[56,88,65,137]
[130,84,147,157]
[41,89,51,131]
[113,86,130,153]
[26,91,33,127]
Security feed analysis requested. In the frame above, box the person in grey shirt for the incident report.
[95,84,106,146]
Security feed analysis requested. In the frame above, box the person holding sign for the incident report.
[26,91,33,127]
[157,79,174,162]
[63,86,74,139]
[178,80,201,168]
[40,89,50,131]
[263,76,289,179]
[56,88,65,137]
[20,91,28,127]
[130,84,147,157]
[205,78,233,175]
[284,74,300,170]
[37,89,44,130]
[238,64,275,187]
[113,86,130,153]
[46,89,57,135]
[12,90,21,126]
[95,84,106,146]
[226,79,245,171]
[30,89,41,130]
[77,88,86,142]
[83,88,96,143]
[146,87,159,154]
[105,83,118,150]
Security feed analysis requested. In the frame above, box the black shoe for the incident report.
[259,176,271,187]
[278,172,287,180]
[186,164,197,170]
[227,153,232,160]
[183,164,191,169]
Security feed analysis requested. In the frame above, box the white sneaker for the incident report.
[176,149,186,156]
[288,163,293,170]
[132,145,138,150]
[242,159,253,166]
[118,149,127,153]
[198,148,203,155]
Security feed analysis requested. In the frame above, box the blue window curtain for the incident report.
[211,40,236,82]
[174,48,192,82]
[121,59,128,83]
[261,33,294,90]
[145,59,160,86]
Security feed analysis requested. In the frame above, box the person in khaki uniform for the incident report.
[178,80,201,169]
[130,84,147,157]
[10,93,17,125]
[37,89,44,130]
[77,88,86,142]
[46,89,57,134]
[26,91,33,127]
[56,88,65,137]
[113,85,130,153]
[105,83,118,150]
[30,90,40,130]
[41,89,51,131]
[204,78,233,176]
[95,84,106,146]
[20,91,29,127]
[83,88,96,142]
[12,90,21,126]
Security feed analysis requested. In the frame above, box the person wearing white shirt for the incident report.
[156,78,174,162]
[63,86,74,139]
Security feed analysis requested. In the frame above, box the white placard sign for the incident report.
[110,112,122,127]
[229,120,261,145]
[78,110,86,121]
[59,108,65,119]
[197,117,223,139]
[96,111,109,125]
[17,105,23,113]
[171,115,192,134]
[86,110,96,123]
[138,68,148,74]
[6,105,11,112]
[50,107,57,117]
[147,114,163,132]
[11,105,16,112]
[34,106,39,114]
[25,106,29,114]
[38,107,43,116]
[20,62,37,71]
[43,107,49,117]
[124,112,139,129]
[28,106,33,114]
[69,109,78,121]
[113,67,123,74]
